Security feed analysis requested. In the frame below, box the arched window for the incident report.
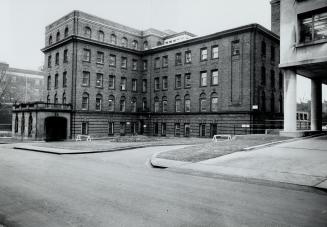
[54,93,58,104]
[64,27,69,38]
[132,40,138,50]
[131,97,137,112]
[49,36,53,45]
[47,75,51,90]
[142,97,147,111]
[62,92,66,104]
[199,93,207,112]
[261,40,266,57]
[154,97,160,112]
[121,37,128,47]
[184,94,190,112]
[84,26,91,38]
[56,31,60,42]
[82,92,89,110]
[175,95,181,112]
[271,93,275,113]
[261,91,266,112]
[143,41,148,50]
[210,92,218,112]
[46,94,50,104]
[120,96,126,112]
[28,114,33,137]
[157,41,162,46]
[54,73,59,88]
[108,95,115,112]
[110,34,116,44]
[95,94,102,111]
[14,114,18,133]
[98,30,104,42]
[162,96,168,112]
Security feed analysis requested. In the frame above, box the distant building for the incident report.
[12,10,283,140]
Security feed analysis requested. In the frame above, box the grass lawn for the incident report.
[157,134,292,162]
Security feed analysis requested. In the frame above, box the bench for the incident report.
[212,134,232,142]
[75,134,92,141]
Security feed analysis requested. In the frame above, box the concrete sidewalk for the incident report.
[151,135,327,189]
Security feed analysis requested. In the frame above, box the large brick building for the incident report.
[13,10,282,140]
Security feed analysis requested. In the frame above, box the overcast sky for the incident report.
[0,0,324,101]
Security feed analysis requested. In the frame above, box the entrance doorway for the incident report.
[210,123,218,137]
[44,116,67,141]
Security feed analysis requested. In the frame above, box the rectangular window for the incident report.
[154,57,160,69]
[175,74,181,89]
[162,100,168,112]
[174,123,180,137]
[212,45,219,59]
[184,123,190,137]
[154,101,160,112]
[96,73,103,87]
[211,70,218,85]
[200,71,207,87]
[211,97,218,112]
[108,122,114,135]
[109,54,116,67]
[200,99,207,112]
[162,76,168,90]
[185,50,192,64]
[121,57,127,69]
[47,76,51,90]
[83,49,91,62]
[184,73,191,88]
[82,96,88,110]
[132,79,137,91]
[48,55,52,68]
[299,9,327,43]
[120,77,127,90]
[199,124,206,137]
[162,55,168,68]
[63,71,67,88]
[154,77,160,91]
[143,60,148,71]
[153,123,159,136]
[132,59,137,70]
[161,123,166,136]
[200,48,208,61]
[231,40,240,56]
[109,75,115,89]
[96,51,104,64]
[142,79,147,93]
[175,99,181,112]
[55,53,59,65]
[271,45,275,62]
[175,52,182,65]
[81,122,88,135]
[185,99,191,112]
[63,49,68,63]
[54,74,58,88]
[82,71,90,86]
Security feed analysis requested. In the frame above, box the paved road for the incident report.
[0,144,326,227]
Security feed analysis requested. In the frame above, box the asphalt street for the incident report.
[0,143,326,227]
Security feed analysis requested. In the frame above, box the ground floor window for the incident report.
[21,113,25,135]
[131,122,137,135]
[161,123,166,136]
[81,122,89,135]
[199,124,206,137]
[184,123,190,137]
[108,122,114,135]
[120,122,126,136]
[153,122,159,136]
[175,123,180,136]
[210,123,217,137]
[28,114,33,137]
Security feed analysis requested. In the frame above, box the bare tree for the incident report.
[0,63,11,105]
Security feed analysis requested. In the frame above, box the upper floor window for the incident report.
[143,41,148,50]
[162,76,168,90]
[261,66,266,86]
[184,94,191,112]
[175,95,181,112]
[109,54,116,67]
[132,59,137,70]
[64,27,69,38]
[200,71,207,87]
[55,53,59,65]
[82,92,89,110]
[98,30,104,42]
[175,52,182,65]
[185,50,192,64]
[143,60,148,71]
[154,57,160,69]
[95,94,102,111]
[212,45,219,59]
[121,57,127,69]
[121,37,128,47]
[162,96,168,112]
[63,71,67,88]
[56,31,60,42]
[63,49,68,63]
[211,70,219,85]
[62,92,66,104]
[54,93,58,104]
[108,95,115,112]
[299,9,327,43]
[96,51,104,64]
[47,94,50,104]
[82,71,90,86]
[131,97,137,112]
[154,77,160,91]
[175,74,182,89]
[154,97,160,112]
[84,26,91,39]
[142,97,147,111]
[96,73,103,87]
[111,34,117,44]
[120,96,126,112]
[142,79,147,92]
[48,55,52,68]
[270,70,275,89]
[200,48,208,61]
[132,79,137,91]
[162,55,168,68]
[47,75,51,90]
[184,73,191,88]
[49,36,53,45]
[132,40,138,50]
[54,73,59,89]
[231,40,240,56]
[199,93,207,112]
[261,41,266,57]
[109,75,115,89]
[120,77,127,90]
[211,92,218,112]
[83,49,91,62]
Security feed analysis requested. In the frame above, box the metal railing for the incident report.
[13,102,72,111]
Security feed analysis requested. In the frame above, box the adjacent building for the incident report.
[13,10,282,140]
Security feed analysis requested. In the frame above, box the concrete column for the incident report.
[283,69,297,132]
[311,79,322,131]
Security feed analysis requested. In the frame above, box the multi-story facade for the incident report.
[13,10,282,140]
[271,0,327,136]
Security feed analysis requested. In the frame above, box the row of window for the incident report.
[48,27,69,45]
[261,40,276,62]
[48,50,68,68]
[261,67,283,89]
[47,72,67,90]
[46,92,67,104]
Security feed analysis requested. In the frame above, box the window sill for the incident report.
[109,65,116,67]
[95,86,103,89]
[184,86,191,89]
[296,39,327,48]
[200,59,208,62]
[96,62,104,65]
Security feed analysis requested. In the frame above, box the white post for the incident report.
[283,69,297,132]
[311,79,322,131]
